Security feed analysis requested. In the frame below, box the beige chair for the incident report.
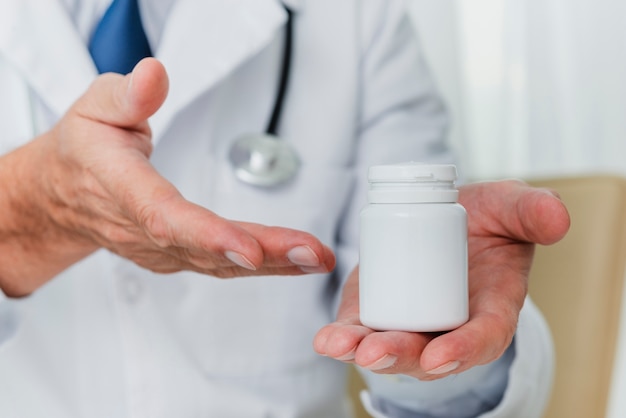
[348,175,626,418]
[528,175,626,418]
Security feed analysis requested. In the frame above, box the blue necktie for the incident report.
[89,0,152,74]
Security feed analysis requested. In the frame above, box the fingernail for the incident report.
[366,354,397,371]
[336,349,356,362]
[299,266,329,274]
[426,360,460,375]
[225,251,257,271]
[287,246,320,267]
[544,189,562,200]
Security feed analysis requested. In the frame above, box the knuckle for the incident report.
[135,202,173,248]
[95,220,142,249]
[487,313,517,360]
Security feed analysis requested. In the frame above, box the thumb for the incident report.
[75,57,169,129]
[460,180,571,246]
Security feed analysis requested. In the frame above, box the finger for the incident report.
[460,180,571,245]
[75,57,169,130]
[418,311,514,378]
[349,302,514,380]
[313,321,374,361]
[131,193,268,271]
[417,261,524,378]
[343,257,523,379]
[315,322,434,379]
[313,267,364,353]
[513,186,570,245]
[135,193,337,275]
[330,272,431,375]
[235,222,336,272]
[353,331,431,376]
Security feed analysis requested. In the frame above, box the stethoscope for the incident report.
[228,5,300,188]
[24,5,298,188]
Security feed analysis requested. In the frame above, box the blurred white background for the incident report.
[407,1,626,416]
[408,0,626,181]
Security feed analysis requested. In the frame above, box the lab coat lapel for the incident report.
[0,1,97,119]
[151,0,297,144]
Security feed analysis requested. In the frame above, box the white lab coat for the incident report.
[0,1,553,417]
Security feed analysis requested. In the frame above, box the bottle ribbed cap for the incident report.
[368,163,457,183]
[367,162,459,203]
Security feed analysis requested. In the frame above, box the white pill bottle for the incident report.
[359,162,468,332]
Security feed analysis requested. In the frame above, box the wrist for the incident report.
[0,138,96,296]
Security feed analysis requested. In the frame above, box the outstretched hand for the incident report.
[0,58,334,296]
[314,180,569,380]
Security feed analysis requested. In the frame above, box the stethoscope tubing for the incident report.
[227,4,300,188]
[266,4,293,136]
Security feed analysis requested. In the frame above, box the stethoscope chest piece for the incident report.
[228,4,298,188]
[228,133,300,187]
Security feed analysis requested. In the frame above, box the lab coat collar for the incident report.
[0,1,98,119]
[0,0,297,144]
[149,0,295,144]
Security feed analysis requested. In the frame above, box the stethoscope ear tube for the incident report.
[228,4,300,188]
[266,5,293,136]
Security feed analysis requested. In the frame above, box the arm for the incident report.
[0,58,335,297]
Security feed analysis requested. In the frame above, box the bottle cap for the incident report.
[367,162,459,203]
[368,162,457,183]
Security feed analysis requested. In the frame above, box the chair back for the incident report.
[528,175,626,418]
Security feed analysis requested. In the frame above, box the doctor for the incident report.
[0,1,570,417]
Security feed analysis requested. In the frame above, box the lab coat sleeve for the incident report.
[479,297,554,418]
[333,1,554,416]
